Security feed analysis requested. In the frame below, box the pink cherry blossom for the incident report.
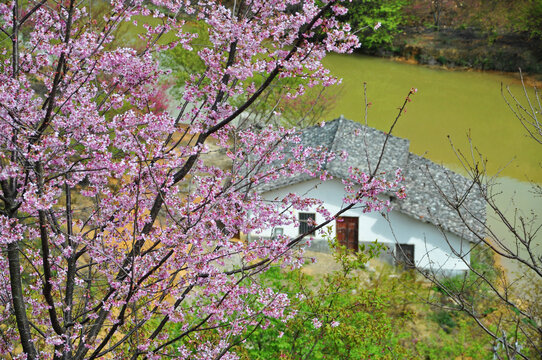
[0,0,398,358]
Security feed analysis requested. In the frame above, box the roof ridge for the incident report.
[328,115,345,155]
[315,116,343,173]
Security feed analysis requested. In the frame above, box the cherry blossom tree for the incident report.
[0,0,404,358]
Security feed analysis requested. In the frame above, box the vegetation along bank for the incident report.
[342,0,542,75]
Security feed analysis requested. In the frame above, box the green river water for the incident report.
[322,54,542,267]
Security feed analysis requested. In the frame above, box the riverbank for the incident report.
[362,27,542,78]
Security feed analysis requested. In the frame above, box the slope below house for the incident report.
[250,116,486,277]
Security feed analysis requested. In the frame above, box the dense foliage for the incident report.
[340,0,408,49]
[240,242,414,359]
[234,243,528,359]
[404,0,542,38]
[340,0,542,50]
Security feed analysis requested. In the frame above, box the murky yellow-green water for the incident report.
[322,53,541,184]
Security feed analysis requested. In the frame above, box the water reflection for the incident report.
[486,176,541,279]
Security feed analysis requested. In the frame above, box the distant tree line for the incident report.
[338,0,542,50]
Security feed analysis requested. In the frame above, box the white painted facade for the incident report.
[253,179,471,275]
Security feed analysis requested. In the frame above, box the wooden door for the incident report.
[336,217,358,252]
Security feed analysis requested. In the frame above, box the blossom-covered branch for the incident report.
[0,1,404,359]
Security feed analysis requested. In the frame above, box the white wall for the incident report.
[254,179,471,275]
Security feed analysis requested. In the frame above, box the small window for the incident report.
[395,244,415,269]
[299,213,316,235]
[272,227,284,239]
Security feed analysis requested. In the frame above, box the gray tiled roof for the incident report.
[257,116,486,242]
[326,117,410,180]
[255,118,341,193]
[399,154,486,242]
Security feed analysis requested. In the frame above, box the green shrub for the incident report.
[341,0,408,50]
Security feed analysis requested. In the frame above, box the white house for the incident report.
[250,117,486,276]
